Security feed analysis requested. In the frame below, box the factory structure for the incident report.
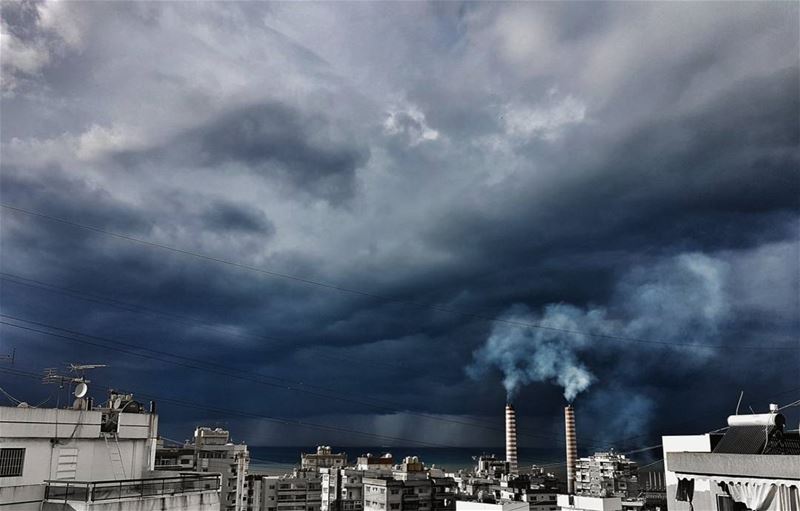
[0,366,798,511]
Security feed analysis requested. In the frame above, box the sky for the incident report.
[0,1,798,455]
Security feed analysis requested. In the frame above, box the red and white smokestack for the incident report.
[565,404,577,494]
[505,403,518,474]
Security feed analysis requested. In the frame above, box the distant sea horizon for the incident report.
[248,446,566,475]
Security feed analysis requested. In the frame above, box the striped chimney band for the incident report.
[505,403,518,474]
[565,404,577,494]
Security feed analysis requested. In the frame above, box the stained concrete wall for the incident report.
[41,491,220,511]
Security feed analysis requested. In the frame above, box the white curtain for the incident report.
[726,482,800,511]
[772,485,800,511]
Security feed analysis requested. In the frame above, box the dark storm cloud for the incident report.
[0,167,150,235]
[423,65,799,273]
[112,102,370,204]
[0,1,797,448]
[201,200,275,235]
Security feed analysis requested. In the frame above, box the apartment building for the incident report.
[575,452,638,498]
[247,468,322,511]
[663,404,799,511]
[155,426,249,511]
[302,446,348,471]
[362,457,456,511]
[0,395,220,511]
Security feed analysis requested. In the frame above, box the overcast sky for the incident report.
[1,1,798,453]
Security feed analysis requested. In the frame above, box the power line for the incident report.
[0,272,435,379]
[2,309,797,455]
[0,385,22,405]
[778,399,800,411]
[2,271,679,449]
[2,203,793,351]
[0,365,675,468]
[0,365,452,448]
[0,314,619,450]
[3,279,786,462]
[3,363,797,468]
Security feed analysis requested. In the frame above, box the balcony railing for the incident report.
[44,473,221,503]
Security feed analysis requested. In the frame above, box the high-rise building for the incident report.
[574,452,638,498]
[361,457,456,511]
[247,469,322,511]
[155,427,249,511]
[321,465,394,511]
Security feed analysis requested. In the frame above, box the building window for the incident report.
[0,448,25,477]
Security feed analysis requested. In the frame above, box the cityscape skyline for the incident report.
[1,0,798,452]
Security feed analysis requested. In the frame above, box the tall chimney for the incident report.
[565,404,577,494]
[505,403,518,474]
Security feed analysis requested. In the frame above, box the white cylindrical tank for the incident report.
[727,413,785,427]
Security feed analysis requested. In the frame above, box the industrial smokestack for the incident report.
[565,405,577,494]
[505,403,518,475]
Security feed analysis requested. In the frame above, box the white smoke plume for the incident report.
[467,303,596,402]
[467,253,730,402]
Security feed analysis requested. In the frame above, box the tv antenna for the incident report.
[43,363,107,406]
[69,363,107,376]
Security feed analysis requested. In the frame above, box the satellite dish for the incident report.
[74,382,88,398]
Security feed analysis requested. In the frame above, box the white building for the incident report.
[574,452,638,498]
[155,426,249,511]
[555,495,622,511]
[474,455,510,479]
[356,453,395,471]
[361,457,456,511]
[494,476,559,511]
[456,500,529,511]
[302,446,348,471]
[247,468,322,511]
[0,397,220,511]
[320,465,394,511]
[663,405,800,511]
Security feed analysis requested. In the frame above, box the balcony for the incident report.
[43,474,221,510]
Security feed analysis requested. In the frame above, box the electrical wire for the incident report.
[0,313,627,451]
[778,399,800,411]
[637,458,664,470]
[0,365,456,447]
[0,272,427,378]
[3,270,659,449]
[2,363,797,471]
[0,385,22,405]
[0,364,642,459]
[1,203,794,351]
